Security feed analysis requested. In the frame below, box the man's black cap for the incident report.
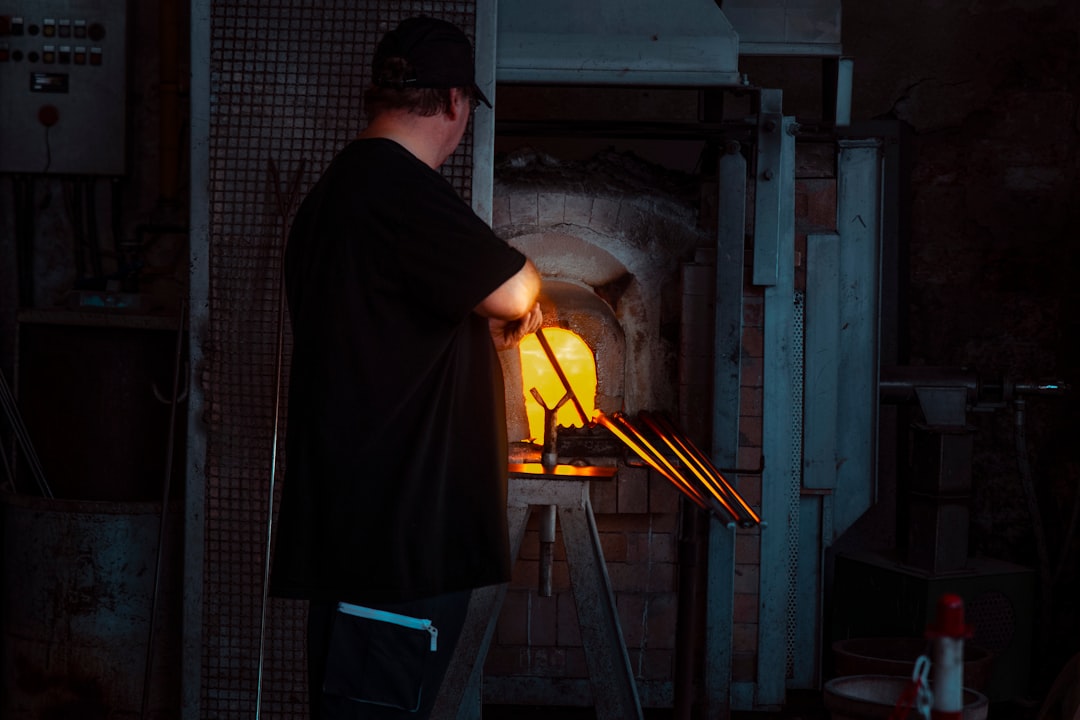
[373,16,492,108]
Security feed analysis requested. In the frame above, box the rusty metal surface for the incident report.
[1,496,181,718]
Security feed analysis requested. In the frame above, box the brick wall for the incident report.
[485,150,839,708]
[483,466,684,706]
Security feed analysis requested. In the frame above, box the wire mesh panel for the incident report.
[203,2,479,716]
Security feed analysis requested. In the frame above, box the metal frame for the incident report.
[433,473,643,720]
[183,0,210,717]
[704,140,747,718]
[751,96,798,709]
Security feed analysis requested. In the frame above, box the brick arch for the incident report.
[494,186,704,416]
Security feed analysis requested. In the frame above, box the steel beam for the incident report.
[704,140,747,720]
[831,139,883,538]
[755,113,797,710]
[558,498,642,720]
[803,232,841,492]
[751,89,785,287]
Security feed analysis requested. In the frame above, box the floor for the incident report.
[481,689,1045,720]
[482,689,830,720]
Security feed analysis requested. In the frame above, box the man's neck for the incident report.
[360,111,458,170]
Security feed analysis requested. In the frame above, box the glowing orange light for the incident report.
[518,328,597,443]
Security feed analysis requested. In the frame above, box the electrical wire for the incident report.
[140,301,187,719]
[0,369,52,498]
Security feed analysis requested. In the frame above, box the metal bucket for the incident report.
[1,494,181,718]
[824,674,989,720]
[832,637,995,691]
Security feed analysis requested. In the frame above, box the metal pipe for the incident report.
[638,412,741,524]
[643,412,760,526]
[879,366,980,404]
[538,504,557,597]
[673,499,705,720]
[159,0,181,200]
[256,157,305,719]
[595,412,706,510]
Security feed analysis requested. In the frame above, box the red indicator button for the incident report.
[38,104,59,127]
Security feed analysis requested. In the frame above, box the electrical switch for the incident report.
[0,1,128,175]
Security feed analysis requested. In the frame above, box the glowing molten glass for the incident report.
[518,328,596,443]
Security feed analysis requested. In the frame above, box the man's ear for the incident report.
[446,87,466,121]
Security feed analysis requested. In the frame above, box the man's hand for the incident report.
[489,303,543,351]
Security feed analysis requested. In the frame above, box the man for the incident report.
[270,16,542,719]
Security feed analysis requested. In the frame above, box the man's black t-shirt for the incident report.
[271,138,526,604]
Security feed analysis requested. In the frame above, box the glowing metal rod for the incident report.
[645,412,760,525]
[638,412,741,522]
[597,412,707,509]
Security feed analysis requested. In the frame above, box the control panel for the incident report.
[0,1,127,175]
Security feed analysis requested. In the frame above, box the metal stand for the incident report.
[433,465,643,720]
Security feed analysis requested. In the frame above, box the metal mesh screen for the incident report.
[203,2,478,716]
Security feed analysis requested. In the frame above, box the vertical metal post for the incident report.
[471,0,497,224]
[754,92,797,709]
[183,0,211,717]
[704,138,747,720]
[831,139,882,535]
[538,505,557,597]
[558,495,643,720]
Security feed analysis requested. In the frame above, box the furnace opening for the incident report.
[519,327,596,442]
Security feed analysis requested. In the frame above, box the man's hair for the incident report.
[364,56,455,121]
